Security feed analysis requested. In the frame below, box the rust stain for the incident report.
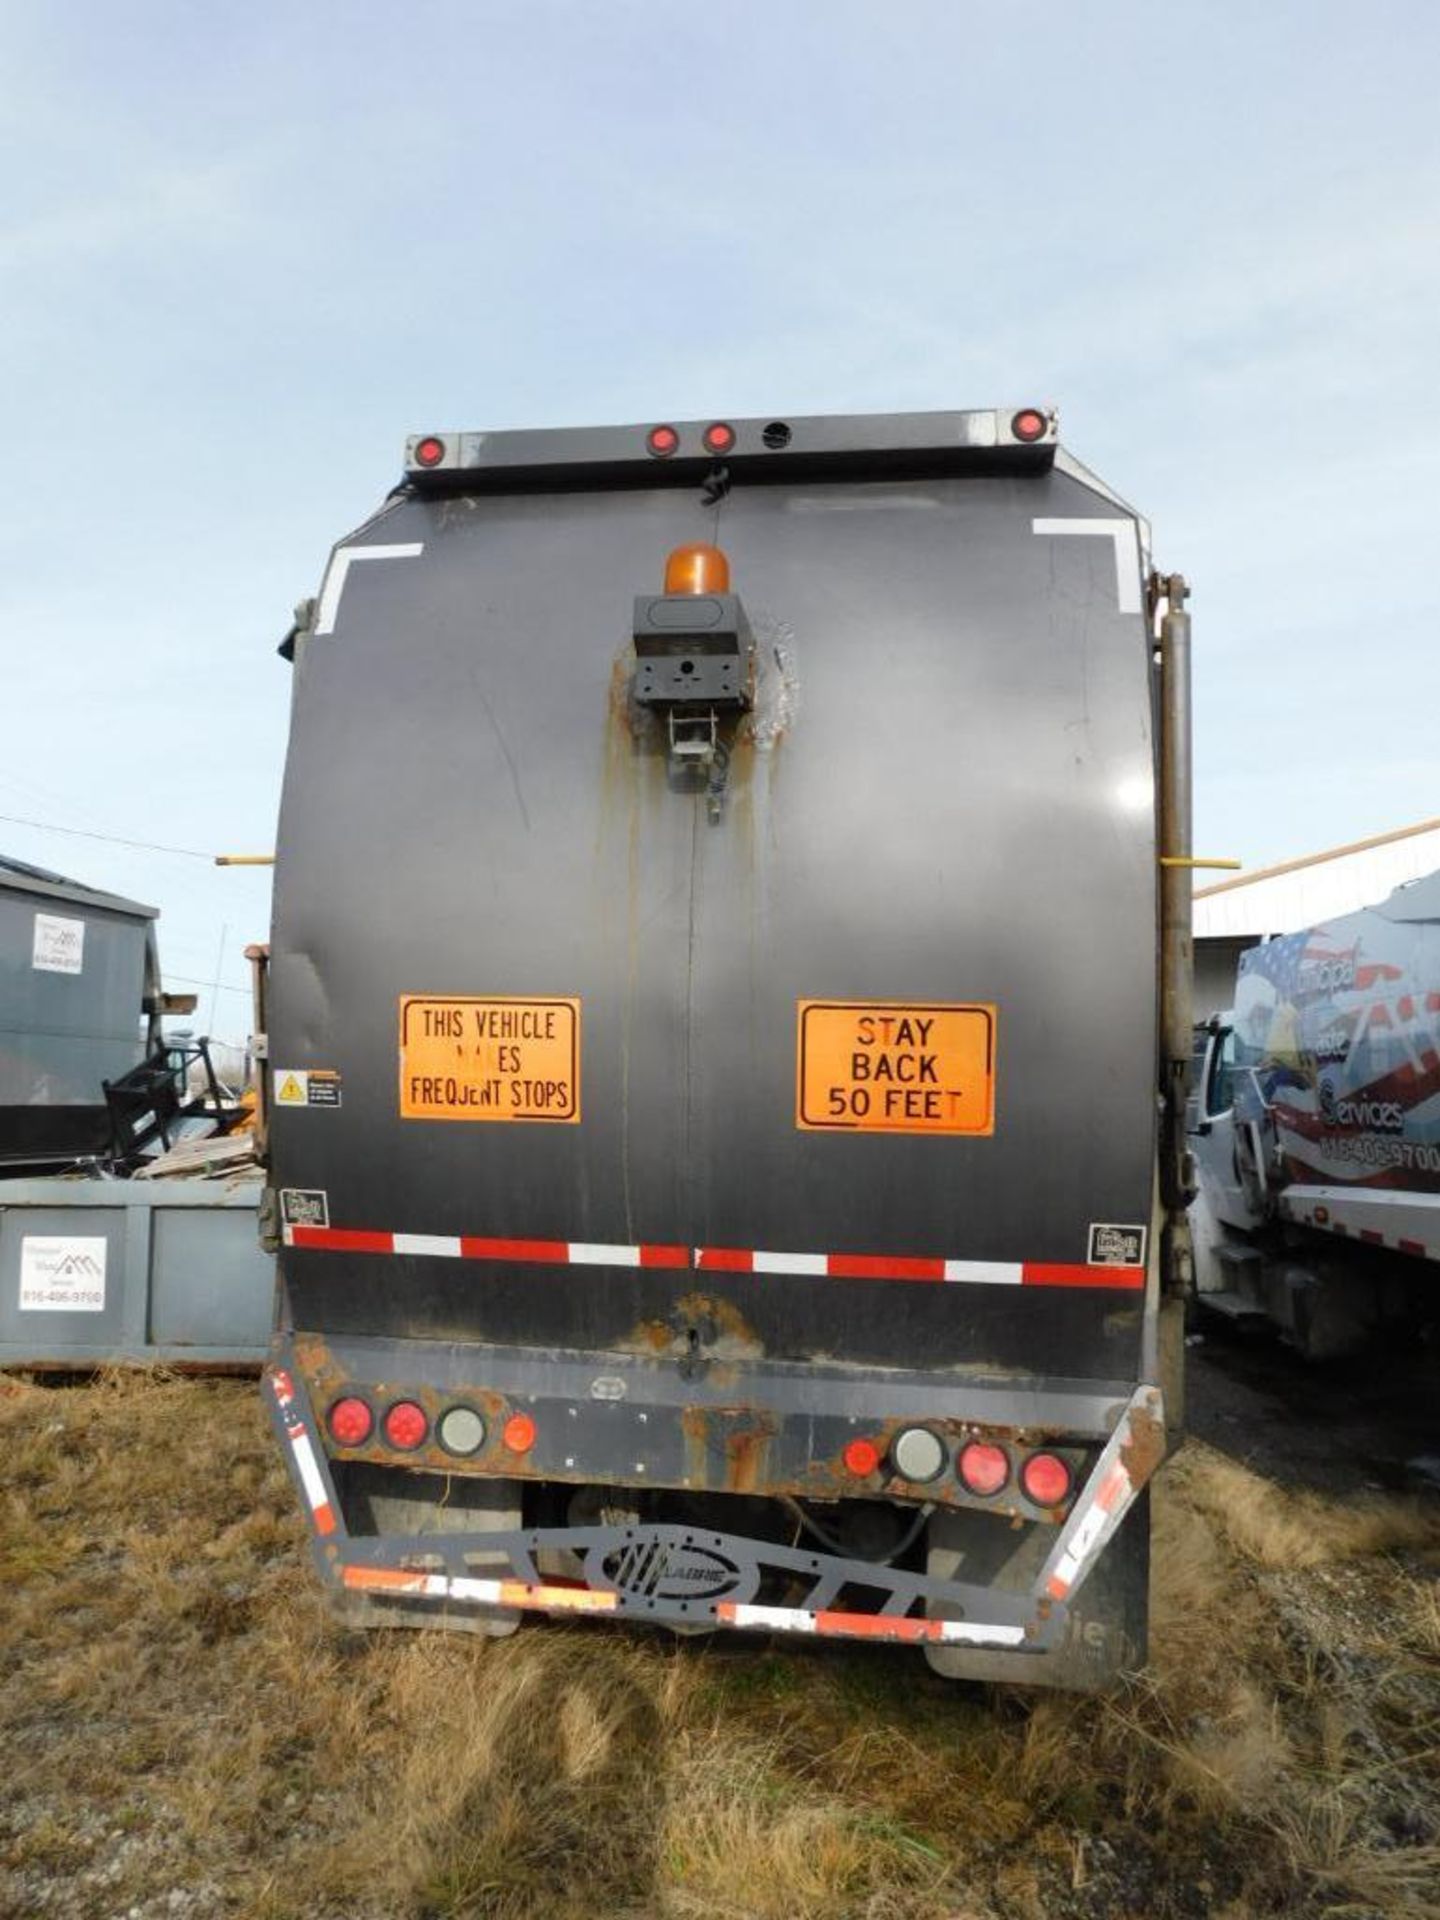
[671,1291,763,1354]
[678,1404,778,1493]
[723,1418,774,1494]
[1119,1399,1167,1488]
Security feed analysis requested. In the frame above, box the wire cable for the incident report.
[0,812,216,861]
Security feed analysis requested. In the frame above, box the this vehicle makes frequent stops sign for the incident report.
[796,1000,996,1135]
[399,996,580,1122]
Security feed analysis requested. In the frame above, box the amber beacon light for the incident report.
[662,542,731,596]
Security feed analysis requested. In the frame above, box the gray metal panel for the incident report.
[151,1207,275,1348]
[0,1179,272,1366]
[0,878,152,1158]
[272,454,1155,1382]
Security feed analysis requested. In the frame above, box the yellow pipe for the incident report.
[1159,856,1242,871]
[214,855,276,867]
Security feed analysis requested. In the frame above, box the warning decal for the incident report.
[400,996,580,1123]
[797,1001,996,1136]
[273,1069,342,1109]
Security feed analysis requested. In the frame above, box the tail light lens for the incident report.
[1010,408,1048,443]
[957,1441,1009,1497]
[646,424,679,458]
[502,1412,537,1453]
[842,1437,881,1478]
[1020,1451,1073,1507]
[382,1400,429,1451]
[327,1396,373,1448]
[413,435,446,467]
[703,421,736,454]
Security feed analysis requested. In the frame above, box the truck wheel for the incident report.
[924,1490,1150,1691]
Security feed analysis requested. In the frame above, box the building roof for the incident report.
[1193,819,1440,940]
[0,853,158,921]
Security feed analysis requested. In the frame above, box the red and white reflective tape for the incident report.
[339,1566,1020,1645]
[697,1247,1143,1289]
[342,1564,620,1614]
[1040,1386,1160,1603]
[1293,1209,1429,1262]
[269,1367,337,1537]
[283,1224,1143,1290]
[715,1600,1025,1648]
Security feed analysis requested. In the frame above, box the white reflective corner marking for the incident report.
[943,1260,1022,1286]
[393,1233,463,1258]
[1032,517,1141,614]
[753,1250,828,1276]
[315,542,425,635]
[568,1242,640,1266]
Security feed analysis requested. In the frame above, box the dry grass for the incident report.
[0,1370,1436,1920]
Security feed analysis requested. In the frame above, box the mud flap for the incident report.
[924,1490,1150,1690]
[331,1463,524,1637]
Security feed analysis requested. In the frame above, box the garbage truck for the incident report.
[261,406,1192,1688]
[1189,873,1440,1358]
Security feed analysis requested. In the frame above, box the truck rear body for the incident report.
[264,410,1180,1685]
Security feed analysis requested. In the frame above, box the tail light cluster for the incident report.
[846,1423,1076,1509]
[325,1394,539,1461]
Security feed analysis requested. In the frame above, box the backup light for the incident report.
[382,1400,429,1451]
[1020,1451,1073,1507]
[438,1405,486,1456]
[328,1396,373,1448]
[957,1441,1009,1497]
[891,1426,945,1483]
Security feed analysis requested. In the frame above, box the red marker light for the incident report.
[843,1437,881,1478]
[957,1441,1009,1497]
[414,435,447,468]
[1020,1451,1073,1507]
[646,424,679,458]
[502,1412,537,1453]
[328,1396,373,1448]
[1011,408,1048,444]
[382,1400,429,1451]
[703,421,736,455]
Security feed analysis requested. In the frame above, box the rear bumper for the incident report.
[266,1353,1165,1655]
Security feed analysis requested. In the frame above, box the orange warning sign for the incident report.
[797,1001,996,1135]
[399,996,580,1123]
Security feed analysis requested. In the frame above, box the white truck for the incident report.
[1188,872,1440,1358]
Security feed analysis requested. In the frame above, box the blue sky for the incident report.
[2,1,1437,1038]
